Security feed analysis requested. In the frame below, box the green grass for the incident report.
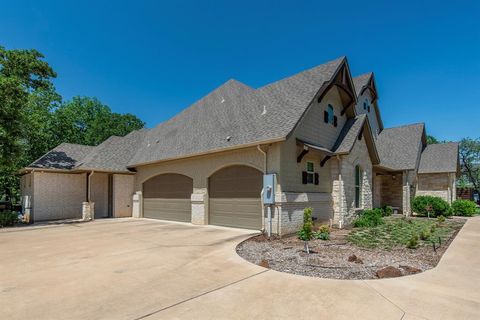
[346,217,462,250]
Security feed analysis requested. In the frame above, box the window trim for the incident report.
[306,161,315,184]
[355,165,362,208]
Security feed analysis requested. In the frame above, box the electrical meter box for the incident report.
[263,174,276,205]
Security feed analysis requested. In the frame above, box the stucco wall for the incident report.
[90,173,109,218]
[32,172,86,221]
[294,86,347,150]
[279,136,332,193]
[113,174,134,217]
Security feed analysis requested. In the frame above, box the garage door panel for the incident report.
[209,198,262,229]
[143,198,191,222]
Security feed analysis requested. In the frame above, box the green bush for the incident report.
[437,215,446,223]
[382,205,393,216]
[313,224,330,240]
[451,199,477,216]
[353,209,384,228]
[412,196,451,217]
[406,234,419,249]
[420,228,431,241]
[297,207,314,241]
[0,211,19,227]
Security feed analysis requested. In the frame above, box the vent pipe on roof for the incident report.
[261,105,267,115]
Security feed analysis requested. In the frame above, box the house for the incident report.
[20,57,459,235]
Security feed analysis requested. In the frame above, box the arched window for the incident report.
[327,104,334,124]
[355,165,362,208]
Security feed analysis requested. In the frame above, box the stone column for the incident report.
[331,157,347,228]
[402,172,411,216]
[82,202,94,221]
[191,188,208,225]
[132,191,142,218]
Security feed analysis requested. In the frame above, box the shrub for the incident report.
[406,234,419,249]
[353,209,384,228]
[382,205,393,216]
[437,215,446,223]
[0,211,19,227]
[420,228,431,241]
[412,196,451,217]
[297,207,314,241]
[451,199,477,217]
[313,224,330,240]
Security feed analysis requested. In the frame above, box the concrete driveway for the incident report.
[1,217,479,320]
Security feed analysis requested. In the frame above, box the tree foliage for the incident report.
[459,138,480,192]
[0,45,144,201]
[426,135,439,144]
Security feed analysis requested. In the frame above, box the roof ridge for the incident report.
[258,56,345,90]
[383,122,425,130]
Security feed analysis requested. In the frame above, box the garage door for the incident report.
[143,173,193,222]
[209,165,262,229]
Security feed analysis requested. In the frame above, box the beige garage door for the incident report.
[143,173,193,222]
[209,165,262,230]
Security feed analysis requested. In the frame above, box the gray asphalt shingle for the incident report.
[29,143,95,170]
[375,123,425,171]
[418,142,459,174]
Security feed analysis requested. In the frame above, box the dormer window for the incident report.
[323,104,337,127]
[364,99,371,112]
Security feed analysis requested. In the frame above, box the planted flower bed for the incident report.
[236,214,465,280]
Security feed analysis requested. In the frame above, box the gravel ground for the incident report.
[236,220,465,280]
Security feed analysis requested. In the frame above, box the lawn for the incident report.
[346,216,463,250]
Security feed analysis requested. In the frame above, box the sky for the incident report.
[1,0,479,141]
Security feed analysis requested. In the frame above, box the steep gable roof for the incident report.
[375,123,425,171]
[353,72,383,131]
[129,57,347,166]
[28,143,95,170]
[418,142,459,174]
[332,114,380,164]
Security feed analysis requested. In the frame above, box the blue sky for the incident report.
[1,0,479,141]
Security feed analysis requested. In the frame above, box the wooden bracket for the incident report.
[297,147,309,163]
[320,155,331,167]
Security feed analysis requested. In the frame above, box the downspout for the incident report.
[257,145,272,236]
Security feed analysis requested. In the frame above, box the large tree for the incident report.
[459,138,480,192]
[51,96,145,146]
[0,46,145,202]
[0,46,59,200]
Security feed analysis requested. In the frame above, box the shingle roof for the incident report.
[128,57,345,166]
[28,143,95,170]
[418,142,459,174]
[375,123,425,171]
[353,73,373,97]
[77,129,147,172]
[332,114,367,154]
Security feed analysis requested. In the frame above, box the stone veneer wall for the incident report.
[416,172,455,203]
[331,137,373,227]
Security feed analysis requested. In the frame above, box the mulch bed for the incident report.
[236,218,466,280]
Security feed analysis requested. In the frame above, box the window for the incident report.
[355,165,362,208]
[327,104,334,124]
[364,99,370,112]
[306,161,314,184]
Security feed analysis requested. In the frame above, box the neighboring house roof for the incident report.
[28,143,95,170]
[418,142,459,174]
[129,57,346,166]
[375,123,425,171]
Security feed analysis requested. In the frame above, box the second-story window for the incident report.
[327,104,334,124]
[306,161,314,184]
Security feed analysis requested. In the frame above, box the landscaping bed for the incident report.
[236,216,465,280]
